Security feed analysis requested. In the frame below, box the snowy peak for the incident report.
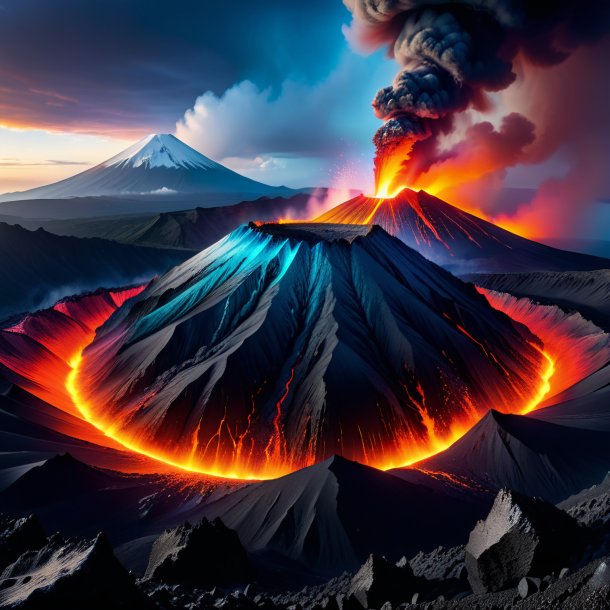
[0,133,285,202]
[102,133,220,170]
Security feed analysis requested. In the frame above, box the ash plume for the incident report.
[345,0,610,199]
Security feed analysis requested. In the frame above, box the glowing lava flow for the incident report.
[0,282,578,481]
[377,350,555,470]
[64,306,557,479]
[65,352,264,480]
[479,288,610,405]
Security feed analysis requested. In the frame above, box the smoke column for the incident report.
[344,0,610,232]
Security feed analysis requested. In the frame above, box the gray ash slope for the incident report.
[79,222,544,474]
[393,409,610,504]
[200,455,488,577]
[0,134,286,203]
[8,193,314,249]
[471,269,610,331]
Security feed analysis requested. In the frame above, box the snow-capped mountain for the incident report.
[0,134,286,202]
[78,222,545,478]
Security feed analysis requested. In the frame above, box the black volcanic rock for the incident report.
[0,453,125,509]
[402,409,610,503]
[80,221,544,476]
[408,545,466,582]
[559,473,610,527]
[465,489,585,594]
[347,554,416,609]
[200,456,486,577]
[0,453,218,548]
[0,514,46,572]
[470,269,610,331]
[316,188,610,274]
[145,517,249,586]
[0,532,150,609]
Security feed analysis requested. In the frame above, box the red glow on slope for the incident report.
[3,278,599,480]
[479,288,610,407]
[370,141,543,237]
[264,367,295,466]
[0,286,146,448]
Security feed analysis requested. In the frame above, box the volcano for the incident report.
[315,189,609,274]
[0,134,283,202]
[72,222,549,478]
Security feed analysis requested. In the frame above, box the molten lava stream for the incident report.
[66,308,558,480]
[2,281,584,480]
[478,288,610,409]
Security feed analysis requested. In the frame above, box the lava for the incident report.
[373,140,415,200]
[65,224,561,479]
[315,189,475,253]
[479,288,610,407]
[0,265,597,482]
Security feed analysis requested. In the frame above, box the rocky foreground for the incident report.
[2,476,610,610]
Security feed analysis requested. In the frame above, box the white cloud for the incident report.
[175,52,394,188]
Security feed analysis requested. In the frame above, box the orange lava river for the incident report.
[0,282,576,481]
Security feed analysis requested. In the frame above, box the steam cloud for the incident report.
[344,0,610,202]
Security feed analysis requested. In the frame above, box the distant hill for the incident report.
[0,223,189,321]
[3,193,316,250]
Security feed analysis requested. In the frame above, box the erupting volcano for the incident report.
[63,222,554,479]
[315,188,610,274]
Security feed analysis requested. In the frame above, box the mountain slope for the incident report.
[0,134,286,202]
[315,189,610,274]
[395,410,610,503]
[200,455,486,576]
[0,223,189,322]
[472,269,610,331]
[77,222,546,478]
[16,194,314,249]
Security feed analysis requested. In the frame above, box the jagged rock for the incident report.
[409,545,465,581]
[590,560,610,589]
[0,532,150,609]
[348,554,415,609]
[243,583,259,598]
[145,517,249,587]
[0,513,46,571]
[465,489,585,593]
[559,473,610,527]
[324,596,341,610]
[518,576,541,598]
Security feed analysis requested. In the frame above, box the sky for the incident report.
[0,0,609,243]
[0,0,394,193]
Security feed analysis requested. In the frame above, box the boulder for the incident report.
[347,554,415,609]
[0,513,46,571]
[145,517,249,587]
[465,489,584,593]
[518,576,541,598]
[0,532,150,609]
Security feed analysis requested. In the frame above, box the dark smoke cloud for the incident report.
[344,0,610,189]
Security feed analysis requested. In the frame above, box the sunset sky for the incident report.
[0,0,395,193]
[0,0,609,241]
